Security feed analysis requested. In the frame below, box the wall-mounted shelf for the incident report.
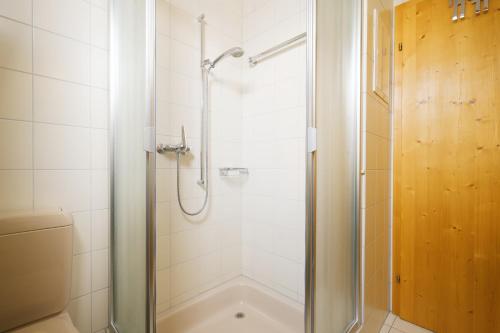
[219,168,249,177]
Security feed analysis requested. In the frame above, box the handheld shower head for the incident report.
[208,47,245,69]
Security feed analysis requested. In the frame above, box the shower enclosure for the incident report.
[110,0,361,332]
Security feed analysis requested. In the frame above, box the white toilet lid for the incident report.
[10,312,79,333]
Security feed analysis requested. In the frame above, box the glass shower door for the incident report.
[306,0,361,332]
[110,0,156,332]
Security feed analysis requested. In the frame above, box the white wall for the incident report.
[155,0,308,312]
[0,1,109,332]
[155,0,244,313]
[240,0,307,303]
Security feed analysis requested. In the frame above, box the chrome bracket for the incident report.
[143,127,154,153]
[307,127,317,153]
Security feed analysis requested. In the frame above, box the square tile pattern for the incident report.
[0,1,110,332]
[154,0,308,314]
[379,313,434,333]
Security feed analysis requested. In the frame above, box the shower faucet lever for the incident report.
[181,125,188,151]
[156,125,190,155]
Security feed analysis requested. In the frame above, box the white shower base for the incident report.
[156,277,304,333]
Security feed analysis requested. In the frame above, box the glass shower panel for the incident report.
[311,0,361,331]
[110,0,155,332]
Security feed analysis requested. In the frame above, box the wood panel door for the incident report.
[393,1,500,332]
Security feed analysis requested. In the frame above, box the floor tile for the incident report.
[379,324,391,333]
[384,313,397,326]
[389,328,405,333]
[393,317,434,333]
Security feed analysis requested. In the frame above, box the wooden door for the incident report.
[393,1,500,332]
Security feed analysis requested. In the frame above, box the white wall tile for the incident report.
[156,66,170,102]
[158,234,171,269]
[91,129,108,169]
[157,269,171,305]
[243,0,271,15]
[68,294,92,333]
[170,6,199,48]
[0,17,32,71]
[170,260,199,297]
[156,169,171,202]
[0,119,32,169]
[243,2,274,40]
[73,211,92,254]
[273,227,301,261]
[156,201,171,236]
[272,255,298,292]
[0,170,33,211]
[90,88,108,129]
[34,170,90,212]
[91,169,109,210]
[274,0,301,23]
[155,0,307,307]
[0,68,32,121]
[71,252,91,298]
[34,29,90,84]
[221,246,241,276]
[91,249,108,291]
[169,0,200,20]
[156,0,171,36]
[34,123,90,169]
[240,0,306,302]
[91,288,108,332]
[91,0,108,9]
[170,39,198,77]
[0,0,32,24]
[200,252,222,287]
[34,0,90,42]
[171,229,200,264]
[0,3,110,331]
[90,47,108,88]
[156,33,170,69]
[91,209,109,250]
[33,76,90,126]
[90,5,108,49]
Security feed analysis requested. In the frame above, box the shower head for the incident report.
[208,47,245,69]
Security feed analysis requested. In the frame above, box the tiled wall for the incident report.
[240,0,307,303]
[361,0,393,331]
[155,0,245,314]
[155,0,308,312]
[0,1,109,332]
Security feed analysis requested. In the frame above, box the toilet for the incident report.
[0,210,79,333]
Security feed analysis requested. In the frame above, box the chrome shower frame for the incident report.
[305,0,363,332]
[109,0,362,332]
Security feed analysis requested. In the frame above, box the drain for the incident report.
[235,312,245,319]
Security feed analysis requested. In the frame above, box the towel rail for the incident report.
[248,32,307,66]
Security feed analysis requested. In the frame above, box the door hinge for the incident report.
[398,42,403,52]
[396,274,401,284]
[307,127,317,153]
